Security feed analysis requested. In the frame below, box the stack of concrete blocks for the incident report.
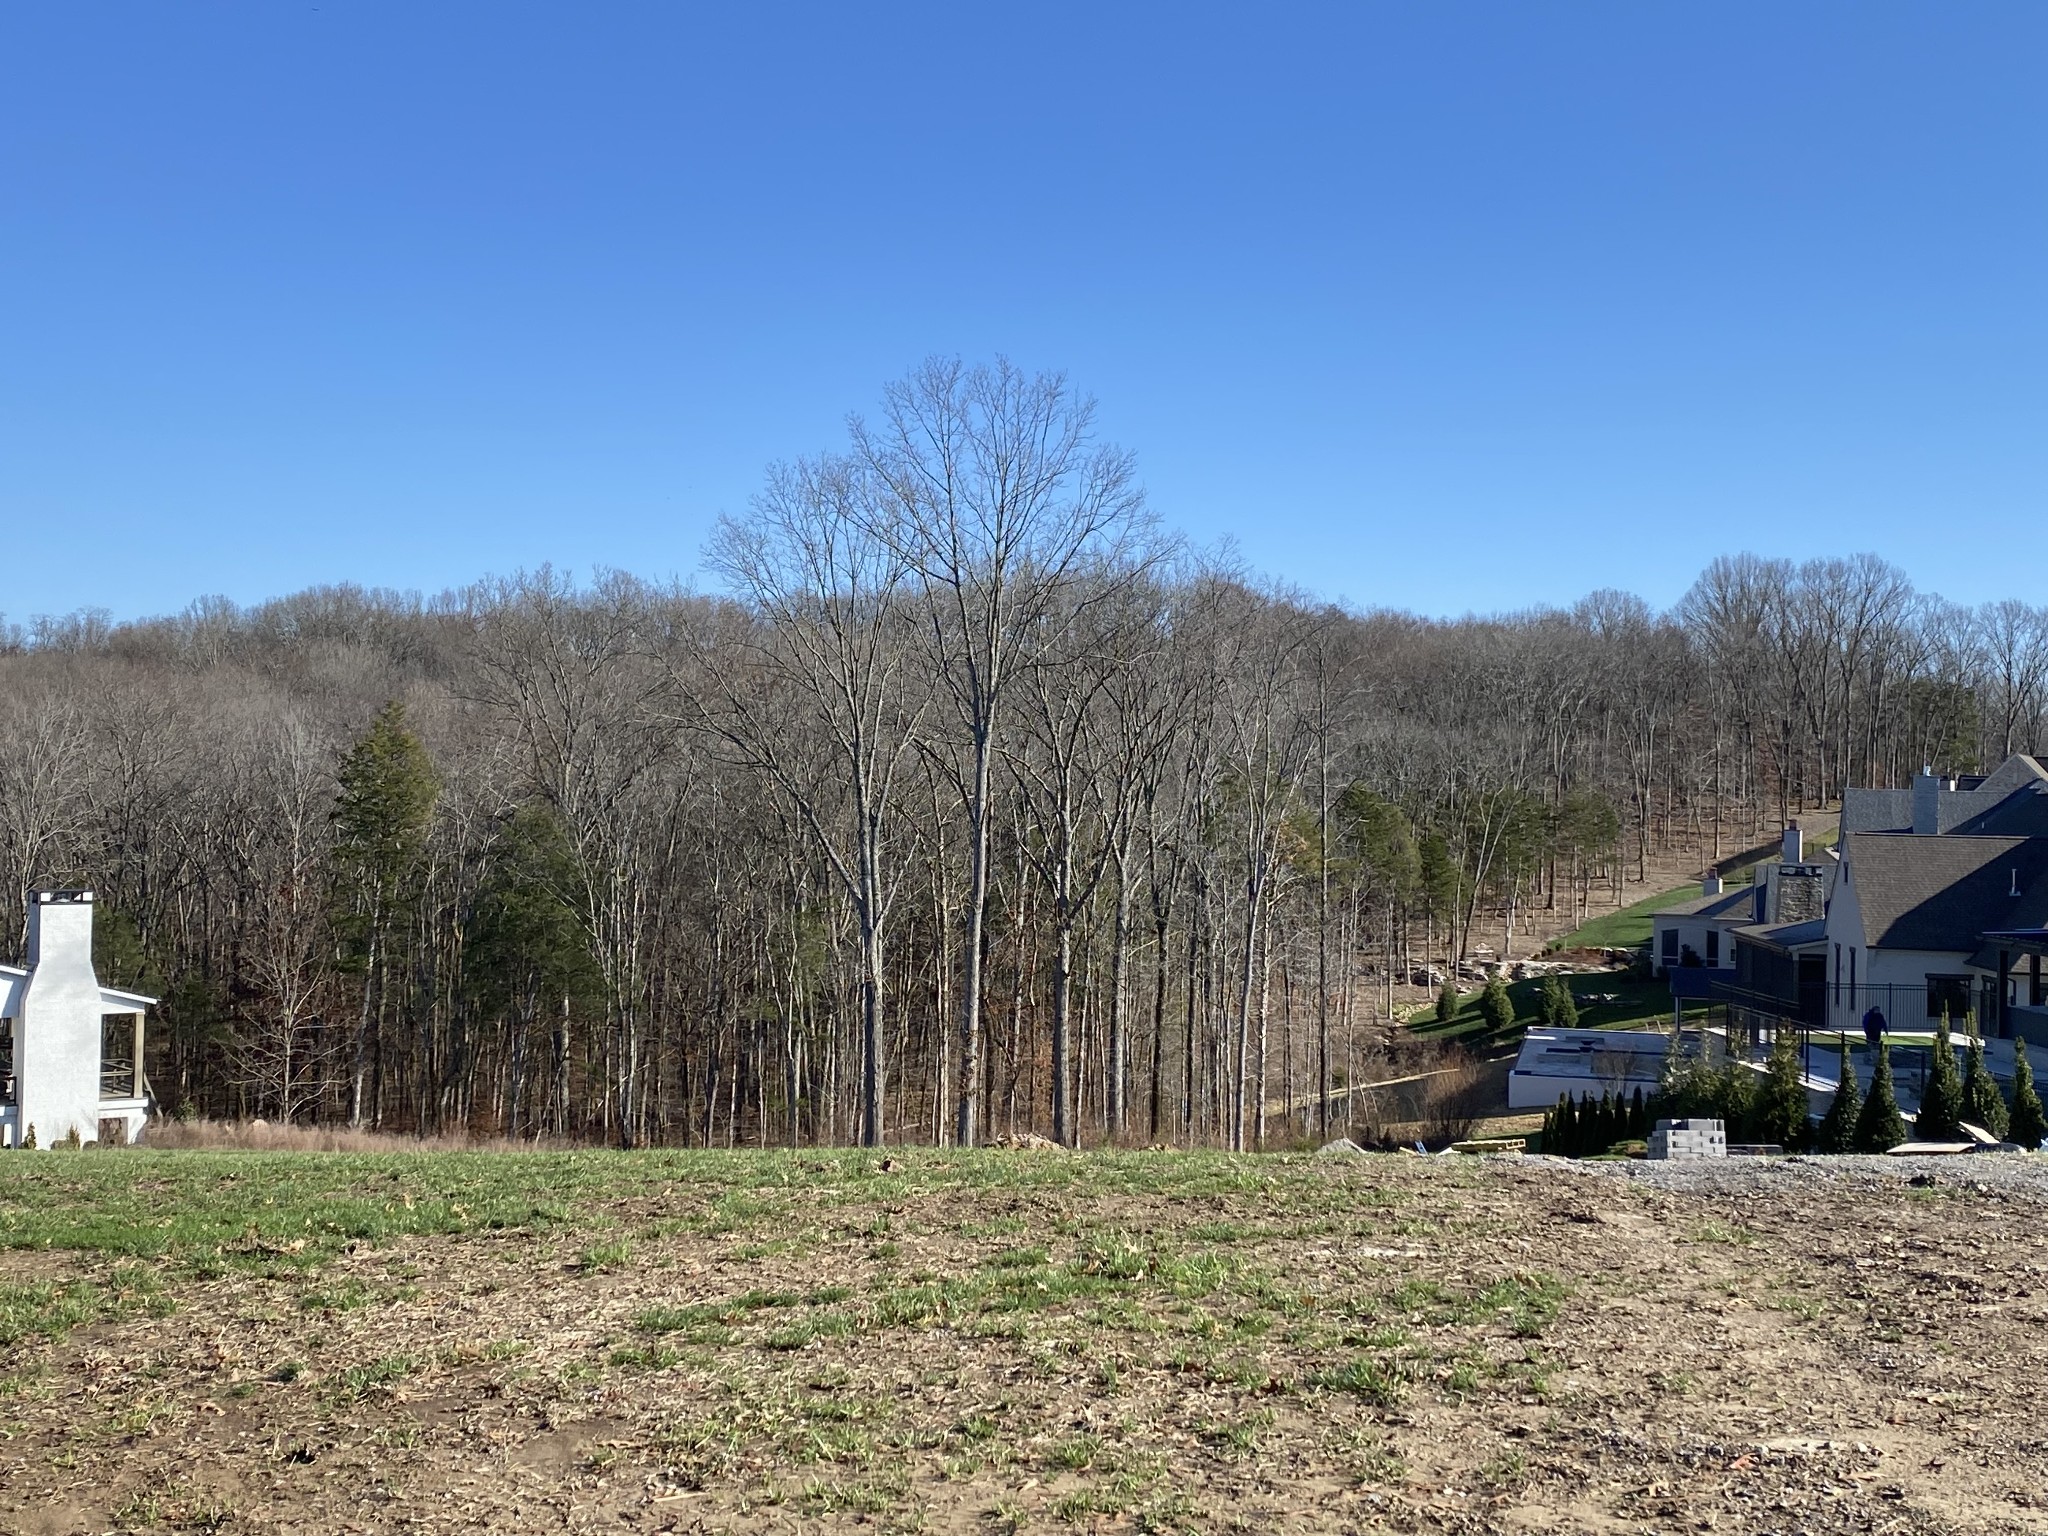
[1648,1117,1727,1160]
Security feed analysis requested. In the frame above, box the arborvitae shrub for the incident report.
[2009,1047,2047,1151]
[1539,976,1579,1029]
[1914,1013,1965,1142]
[1481,975,1515,1035]
[1854,1041,1908,1153]
[1629,1086,1648,1139]
[1553,1095,1578,1157]
[1757,1031,1812,1151]
[1815,1040,1860,1154]
[1962,1030,2009,1139]
[1435,981,1460,1024]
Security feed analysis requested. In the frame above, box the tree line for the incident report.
[6,360,2046,1149]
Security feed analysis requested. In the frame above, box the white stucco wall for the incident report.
[1652,915,1738,976]
[16,896,108,1147]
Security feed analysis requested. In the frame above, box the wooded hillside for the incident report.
[8,363,2044,1148]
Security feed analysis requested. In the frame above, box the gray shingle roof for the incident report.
[1653,885,1762,920]
[1843,755,2048,835]
[1842,831,2048,951]
[1949,781,2048,838]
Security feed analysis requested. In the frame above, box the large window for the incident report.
[99,1013,142,1100]
[1706,930,1720,965]
[1661,929,1678,964]
[1927,975,1973,1022]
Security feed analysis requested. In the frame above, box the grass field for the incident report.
[1,1145,2040,1534]
[1549,883,1696,952]
[1407,975,1677,1051]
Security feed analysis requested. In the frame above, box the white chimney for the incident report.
[1702,873,1724,896]
[1912,768,1942,835]
[1782,822,1803,865]
[17,891,105,1148]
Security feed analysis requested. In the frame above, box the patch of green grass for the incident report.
[1556,881,1701,952]
[1309,1355,1407,1405]
[577,1237,632,1273]
[326,1353,419,1402]
[1688,1219,1755,1246]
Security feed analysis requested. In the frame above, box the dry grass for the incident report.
[143,1116,567,1154]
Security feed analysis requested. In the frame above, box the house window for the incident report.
[1661,929,1678,964]
[1833,944,1841,1003]
[1927,975,1972,1022]
[99,1013,143,1101]
[1706,930,1719,965]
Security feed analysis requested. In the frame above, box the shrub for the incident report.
[1914,1013,1965,1142]
[1756,1031,1812,1151]
[1480,975,1515,1034]
[1549,1094,1578,1156]
[1961,1030,2009,1140]
[1853,1041,1907,1153]
[1435,981,1460,1024]
[2009,1046,2047,1151]
[1416,1056,1489,1146]
[1656,1042,1757,1140]
[1814,1039,1860,1153]
[1539,975,1578,1028]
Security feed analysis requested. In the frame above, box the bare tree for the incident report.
[852,358,1156,1146]
[696,456,927,1147]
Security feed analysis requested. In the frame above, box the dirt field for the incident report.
[0,1144,2039,1535]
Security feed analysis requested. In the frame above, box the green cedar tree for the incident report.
[1914,1012,1965,1142]
[2008,1046,2048,1151]
[1435,980,1460,1025]
[1815,1039,1861,1153]
[1961,1030,2009,1140]
[1481,974,1515,1035]
[1854,1040,1908,1153]
[1757,1030,1812,1151]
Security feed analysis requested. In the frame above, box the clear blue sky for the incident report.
[5,4,2042,624]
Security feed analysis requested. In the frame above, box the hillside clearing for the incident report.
[0,1147,2041,1534]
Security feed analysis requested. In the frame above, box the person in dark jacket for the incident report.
[1862,1004,1887,1049]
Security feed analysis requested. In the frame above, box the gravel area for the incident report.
[1544,1147,2048,1199]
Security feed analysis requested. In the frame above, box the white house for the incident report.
[1651,823,1837,980]
[0,891,155,1149]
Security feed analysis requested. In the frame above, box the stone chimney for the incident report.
[1782,822,1803,865]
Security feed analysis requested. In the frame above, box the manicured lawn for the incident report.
[1550,883,1699,952]
[1408,975,1678,1053]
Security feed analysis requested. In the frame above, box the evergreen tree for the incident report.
[1555,1094,1579,1156]
[1481,973,1515,1035]
[1815,1039,1861,1153]
[1961,1029,2009,1140]
[1757,1030,1812,1150]
[1435,980,1460,1025]
[2009,1046,2048,1151]
[1596,1090,1616,1152]
[1539,975,1579,1028]
[332,701,442,1128]
[1853,1040,1908,1153]
[1629,1085,1649,1139]
[1914,1012,1965,1142]
[1957,1036,2007,1146]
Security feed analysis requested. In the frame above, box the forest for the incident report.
[5,361,2045,1150]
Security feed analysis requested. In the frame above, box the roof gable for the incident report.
[1842,831,2048,951]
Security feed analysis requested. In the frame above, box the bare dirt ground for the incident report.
[1,1143,2033,1536]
